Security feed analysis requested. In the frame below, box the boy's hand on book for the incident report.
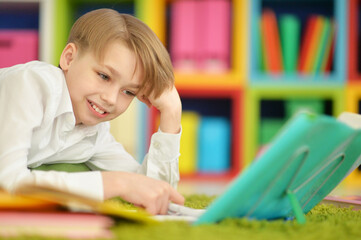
[137,86,182,134]
[101,171,185,215]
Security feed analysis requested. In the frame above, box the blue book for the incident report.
[198,117,231,173]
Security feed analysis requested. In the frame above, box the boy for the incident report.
[0,9,184,215]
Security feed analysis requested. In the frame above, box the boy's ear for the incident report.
[59,43,78,71]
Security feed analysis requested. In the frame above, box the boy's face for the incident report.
[60,41,142,126]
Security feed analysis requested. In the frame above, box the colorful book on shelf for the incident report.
[170,0,198,71]
[179,111,200,175]
[298,15,318,73]
[258,19,266,72]
[320,21,335,73]
[303,16,325,73]
[280,14,301,74]
[197,0,231,72]
[198,117,231,173]
[260,9,283,73]
[313,17,332,74]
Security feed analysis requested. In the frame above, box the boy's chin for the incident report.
[78,118,106,126]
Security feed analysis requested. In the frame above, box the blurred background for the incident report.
[0,0,360,195]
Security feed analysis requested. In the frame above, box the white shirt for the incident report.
[0,61,180,201]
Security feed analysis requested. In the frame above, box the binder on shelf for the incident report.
[320,21,335,73]
[258,20,266,72]
[313,17,331,74]
[197,0,231,72]
[280,14,300,74]
[170,0,198,71]
[260,9,283,74]
[301,16,324,74]
[179,111,200,175]
[198,117,230,173]
[0,30,38,68]
[298,16,318,74]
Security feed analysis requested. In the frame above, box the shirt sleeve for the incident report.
[0,65,104,201]
[139,129,181,189]
[89,123,181,189]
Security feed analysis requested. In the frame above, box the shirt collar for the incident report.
[54,69,76,131]
[55,69,99,136]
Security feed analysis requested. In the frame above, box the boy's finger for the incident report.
[145,203,157,215]
[159,197,170,215]
[169,188,185,205]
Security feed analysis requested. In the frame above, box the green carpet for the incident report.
[110,196,361,240]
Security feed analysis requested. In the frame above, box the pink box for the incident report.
[0,30,38,68]
[170,0,198,71]
[197,0,231,72]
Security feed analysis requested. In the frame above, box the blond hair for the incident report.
[67,8,174,98]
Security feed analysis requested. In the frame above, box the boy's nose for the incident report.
[100,89,118,106]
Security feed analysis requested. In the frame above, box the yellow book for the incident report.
[179,111,200,175]
[13,185,155,224]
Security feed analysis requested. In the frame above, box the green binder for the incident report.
[194,112,361,225]
[280,14,300,74]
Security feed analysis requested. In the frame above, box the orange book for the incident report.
[303,16,324,73]
[298,16,318,73]
[260,9,283,73]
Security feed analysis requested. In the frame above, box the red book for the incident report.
[298,16,318,73]
[260,9,283,73]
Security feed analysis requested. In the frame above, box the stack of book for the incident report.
[0,185,153,239]
[259,9,335,75]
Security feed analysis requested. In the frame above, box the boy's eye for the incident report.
[98,72,110,81]
[122,90,136,97]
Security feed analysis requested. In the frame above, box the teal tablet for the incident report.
[194,112,361,225]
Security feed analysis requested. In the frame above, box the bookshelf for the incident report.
[1,0,361,183]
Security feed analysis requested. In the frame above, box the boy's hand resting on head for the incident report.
[102,171,185,215]
[137,86,182,134]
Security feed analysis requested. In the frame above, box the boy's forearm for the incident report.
[158,106,182,134]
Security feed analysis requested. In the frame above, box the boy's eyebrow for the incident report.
[127,83,141,89]
[103,64,140,89]
[104,64,121,77]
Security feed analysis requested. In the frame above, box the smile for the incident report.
[87,100,109,118]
